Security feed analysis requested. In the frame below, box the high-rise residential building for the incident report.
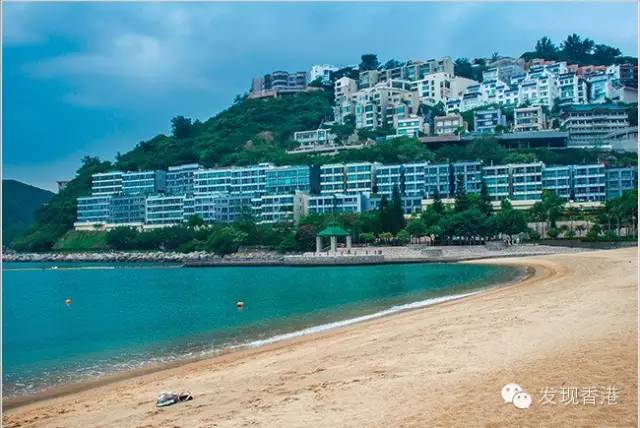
[250,70,308,99]
[514,106,547,132]
[320,164,346,194]
[193,168,233,194]
[109,194,146,224]
[482,164,510,201]
[253,191,309,224]
[452,161,482,194]
[434,114,466,135]
[403,162,429,197]
[310,65,339,85]
[558,72,588,107]
[605,167,637,199]
[91,172,123,195]
[146,195,187,225]
[375,164,403,197]
[474,109,507,133]
[308,193,368,215]
[510,162,544,201]
[166,164,201,195]
[395,115,425,137]
[121,171,166,195]
[345,162,378,193]
[265,165,317,195]
[334,76,358,103]
[542,166,572,200]
[425,163,451,197]
[76,195,112,223]
[571,164,606,202]
[190,193,254,223]
[561,104,629,148]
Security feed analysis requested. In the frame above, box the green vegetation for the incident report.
[2,179,54,246]
[54,230,108,251]
[522,34,637,65]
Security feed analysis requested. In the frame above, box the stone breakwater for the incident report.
[2,244,590,266]
[2,251,282,264]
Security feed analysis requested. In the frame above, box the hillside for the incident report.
[10,88,637,252]
[2,180,54,246]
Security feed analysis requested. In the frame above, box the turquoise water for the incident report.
[2,262,520,397]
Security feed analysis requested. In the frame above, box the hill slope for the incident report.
[3,180,54,246]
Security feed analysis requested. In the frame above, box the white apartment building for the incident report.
[395,115,425,137]
[334,76,358,102]
[434,114,466,135]
[558,72,588,106]
[514,106,547,132]
[310,64,339,85]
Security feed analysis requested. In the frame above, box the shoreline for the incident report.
[4,248,636,427]
[3,264,533,409]
[2,243,598,267]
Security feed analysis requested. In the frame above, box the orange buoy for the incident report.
[236,301,244,309]
[65,298,73,306]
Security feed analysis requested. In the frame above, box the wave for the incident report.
[241,290,479,348]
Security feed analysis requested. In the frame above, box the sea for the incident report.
[2,261,521,397]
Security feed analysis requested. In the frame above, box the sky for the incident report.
[3,1,638,191]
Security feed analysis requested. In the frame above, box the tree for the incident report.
[171,116,193,139]
[359,54,380,71]
[405,219,427,237]
[561,33,594,63]
[396,230,410,245]
[359,232,375,245]
[454,58,473,80]
[105,227,140,250]
[478,182,493,217]
[382,59,403,70]
[592,44,622,65]
[430,188,445,215]
[496,200,527,241]
[205,227,247,256]
[389,184,406,234]
[534,36,558,59]
[187,214,205,228]
[295,224,317,252]
[454,174,470,212]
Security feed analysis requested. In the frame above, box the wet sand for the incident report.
[3,247,637,427]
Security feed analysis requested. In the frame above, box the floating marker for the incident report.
[236,301,244,309]
[65,298,72,306]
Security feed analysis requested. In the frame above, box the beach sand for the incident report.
[4,247,637,427]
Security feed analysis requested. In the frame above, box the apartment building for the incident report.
[308,193,368,215]
[320,163,346,194]
[166,164,200,195]
[91,172,123,195]
[474,109,507,133]
[558,72,588,106]
[542,166,572,200]
[265,165,317,194]
[253,191,309,224]
[375,164,403,196]
[250,70,308,99]
[345,162,378,193]
[434,114,466,135]
[561,104,629,148]
[605,167,638,199]
[76,195,112,223]
[121,171,166,195]
[146,195,187,225]
[571,164,606,202]
[310,64,339,85]
[514,106,546,132]
[482,164,510,201]
[334,77,358,103]
[395,115,425,137]
[510,162,544,201]
[292,129,337,150]
[452,161,483,194]
[425,163,451,197]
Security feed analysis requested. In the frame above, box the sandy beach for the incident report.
[3,247,637,427]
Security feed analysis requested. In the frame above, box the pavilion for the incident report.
[316,222,352,253]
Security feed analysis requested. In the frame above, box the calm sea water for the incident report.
[2,262,520,397]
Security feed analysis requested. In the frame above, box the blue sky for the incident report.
[3,2,638,191]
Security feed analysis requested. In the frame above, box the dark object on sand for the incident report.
[156,391,193,407]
